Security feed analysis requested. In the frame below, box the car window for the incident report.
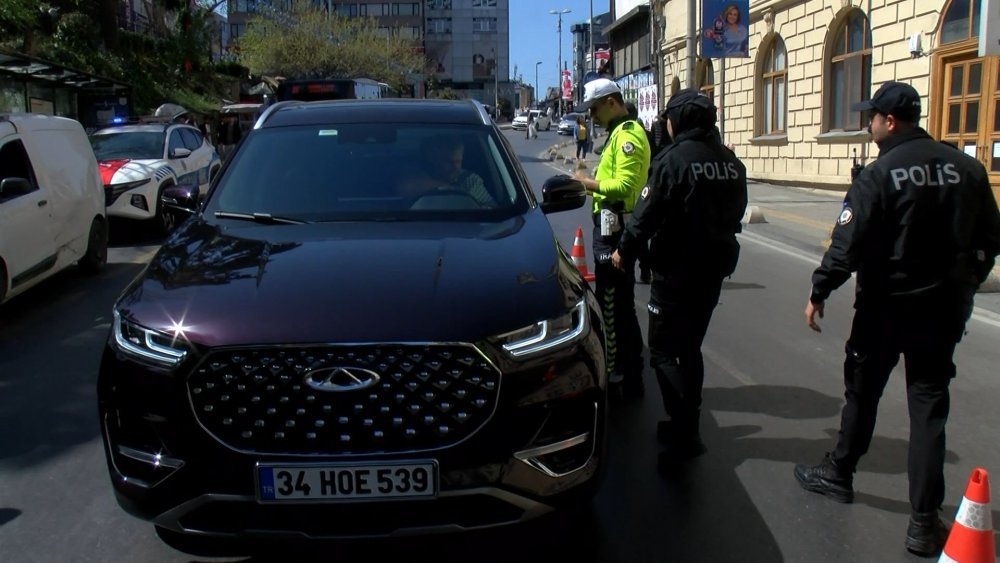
[0,139,38,202]
[179,128,203,151]
[209,124,529,221]
[90,131,165,160]
[167,130,185,156]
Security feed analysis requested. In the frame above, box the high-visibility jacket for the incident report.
[591,117,650,215]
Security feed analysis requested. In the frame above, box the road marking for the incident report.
[704,346,756,386]
[759,206,835,232]
[739,230,1000,329]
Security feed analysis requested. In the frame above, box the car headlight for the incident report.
[493,299,588,358]
[112,310,188,366]
[105,178,151,204]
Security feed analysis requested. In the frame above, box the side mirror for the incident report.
[161,183,200,214]
[540,174,587,214]
[169,147,192,159]
[0,177,35,198]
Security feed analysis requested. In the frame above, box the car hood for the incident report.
[118,212,578,347]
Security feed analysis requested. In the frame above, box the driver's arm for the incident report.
[462,172,495,206]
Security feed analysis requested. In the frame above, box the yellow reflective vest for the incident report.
[591,118,651,215]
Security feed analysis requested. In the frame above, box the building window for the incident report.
[472,0,497,7]
[428,17,451,34]
[360,3,390,17]
[398,26,421,39]
[941,0,982,44]
[393,3,419,16]
[697,58,715,102]
[472,17,497,33]
[230,22,246,38]
[231,0,258,13]
[333,3,358,17]
[758,36,787,134]
[426,0,451,9]
[826,9,872,132]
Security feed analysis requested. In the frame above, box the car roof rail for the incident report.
[467,99,492,126]
[254,100,302,129]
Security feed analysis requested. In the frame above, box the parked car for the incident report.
[558,113,585,136]
[98,98,608,545]
[511,109,551,131]
[89,123,221,234]
[0,113,107,305]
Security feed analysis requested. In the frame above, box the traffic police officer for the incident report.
[574,78,651,397]
[612,88,747,463]
[793,81,1000,557]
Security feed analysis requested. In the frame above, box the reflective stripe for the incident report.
[954,497,992,532]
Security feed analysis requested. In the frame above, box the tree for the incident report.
[236,4,425,94]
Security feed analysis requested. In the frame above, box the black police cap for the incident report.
[851,81,921,121]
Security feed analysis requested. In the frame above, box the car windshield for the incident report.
[208,123,529,222]
[90,132,165,160]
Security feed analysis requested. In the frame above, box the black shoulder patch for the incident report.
[622,121,634,130]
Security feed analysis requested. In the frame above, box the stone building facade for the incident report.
[655,0,999,202]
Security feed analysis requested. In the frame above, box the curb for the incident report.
[980,267,1000,293]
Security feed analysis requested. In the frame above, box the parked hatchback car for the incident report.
[0,113,107,305]
[89,123,220,234]
[98,98,607,544]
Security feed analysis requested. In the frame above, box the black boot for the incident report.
[793,453,854,503]
[905,510,949,557]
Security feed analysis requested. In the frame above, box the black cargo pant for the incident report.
[648,271,724,438]
[592,221,643,385]
[830,293,971,512]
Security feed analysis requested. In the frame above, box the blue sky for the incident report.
[509,0,610,94]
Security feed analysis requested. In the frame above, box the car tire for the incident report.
[154,183,179,237]
[78,217,108,274]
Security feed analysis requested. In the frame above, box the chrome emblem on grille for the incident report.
[304,367,381,392]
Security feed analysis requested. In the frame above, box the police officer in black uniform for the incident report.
[793,81,1000,557]
[612,88,748,464]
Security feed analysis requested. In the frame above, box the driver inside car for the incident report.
[397,135,495,207]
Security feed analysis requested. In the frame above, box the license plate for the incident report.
[256,461,437,502]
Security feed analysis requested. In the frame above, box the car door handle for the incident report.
[38,199,47,207]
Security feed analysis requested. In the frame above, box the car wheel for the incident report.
[78,217,108,274]
[154,183,179,236]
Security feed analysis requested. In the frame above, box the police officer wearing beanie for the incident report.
[793,81,1000,557]
[612,88,747,462]
[574,78,651,398]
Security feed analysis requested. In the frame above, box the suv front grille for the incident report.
[188,345,501,455]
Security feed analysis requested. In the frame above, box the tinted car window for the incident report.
[167,130,185,156]
[90,132,165,160]
[0,139,38,202]
[210,123,527,221]
[179,127,203,151]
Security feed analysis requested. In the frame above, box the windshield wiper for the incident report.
[214,211,311,225]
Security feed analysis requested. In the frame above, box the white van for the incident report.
[0,113,107,304]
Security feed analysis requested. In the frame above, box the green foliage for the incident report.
[428,87,461,100]
[0,0,38,37]
[237,4,425,94]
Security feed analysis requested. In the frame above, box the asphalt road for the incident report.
[0,129,998,562]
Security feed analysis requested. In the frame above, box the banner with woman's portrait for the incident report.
[702,0,750,58]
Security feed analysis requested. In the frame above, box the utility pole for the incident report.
[535,61,542,107]
[589,0,595,74]
[687,0,696,88]
[550,8,571,116]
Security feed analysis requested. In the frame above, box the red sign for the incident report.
[561,69,572,101]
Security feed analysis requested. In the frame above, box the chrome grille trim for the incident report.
[187,343,502,456]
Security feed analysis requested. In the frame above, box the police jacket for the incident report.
[811,127,1000,305]
[591,116,650,215]
[618,126,748,276]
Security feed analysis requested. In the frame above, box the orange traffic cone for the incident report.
[571,226,596,282]
[939,467,994,563]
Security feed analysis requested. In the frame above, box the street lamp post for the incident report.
[549,8,571,117]
[535,61,542,107]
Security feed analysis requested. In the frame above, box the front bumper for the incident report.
[98,330,606,539]
[105,181,158,221]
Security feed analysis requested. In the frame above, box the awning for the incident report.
[0,48,130,92]
[603,5,650,36]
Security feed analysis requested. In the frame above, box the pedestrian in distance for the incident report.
[525,112,533,140]
[574,115,589,160]
[612,88,747,466]
[573,78,651,399]
[794,81,1000,558]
